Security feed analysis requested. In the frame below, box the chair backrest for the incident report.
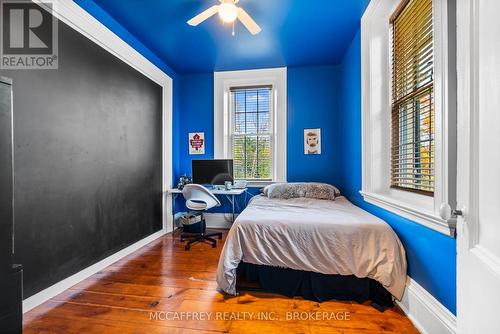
[182,184,221,211]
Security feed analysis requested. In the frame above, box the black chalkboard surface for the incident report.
[1,15,163,298]
[0,77,13,271]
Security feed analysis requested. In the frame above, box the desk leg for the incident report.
[223,194,236,224]
[232,194,235,223]
[172,193,178,239]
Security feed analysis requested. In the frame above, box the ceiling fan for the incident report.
[187,0,261,35]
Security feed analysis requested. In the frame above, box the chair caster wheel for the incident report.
[218,235,222,240]
[185,245,190,251]
[180,238,185,242]
[211,242,216,248]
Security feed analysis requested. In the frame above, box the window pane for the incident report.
[257,135,271,179]
[234,113,245,134]
[258,89,270,113]
[233,135,246,179]
[234,91,246,113]
[391,0,434,194]
[244,136,258,179]
[245,90,258,113]
[258,112,270,134]
[393,89,434,193]
[245,112,258,134]
[230,86,272,180]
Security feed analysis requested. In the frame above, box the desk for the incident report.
[168,187,247,223]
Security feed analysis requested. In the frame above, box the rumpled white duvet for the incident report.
[216,195,407,300]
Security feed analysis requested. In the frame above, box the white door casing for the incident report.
[456,0,500,333]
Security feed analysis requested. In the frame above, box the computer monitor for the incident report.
[192,159,233,185]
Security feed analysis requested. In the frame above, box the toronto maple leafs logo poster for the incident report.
[189,132,205,155]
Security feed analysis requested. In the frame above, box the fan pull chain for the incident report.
[232,22,235,36]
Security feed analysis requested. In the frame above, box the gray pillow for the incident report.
[263,182,340,201]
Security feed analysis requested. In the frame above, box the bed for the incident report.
[216,194,407,305]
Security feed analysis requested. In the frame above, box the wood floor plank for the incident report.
[23,230,419,333]
[25,309,218,334]
[90,271,219,290]
[27,300,231,332]
[51,289,182,311]
[70,277,184,297]
[104,265,218,280]
[24,315,214,334]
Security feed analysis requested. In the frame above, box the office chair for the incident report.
[181,184,223,250]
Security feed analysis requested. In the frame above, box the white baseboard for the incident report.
[22,229,167,313]
[175,212,233,229]
[397,277,457,334]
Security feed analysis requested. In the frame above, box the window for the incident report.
[360,0,456,235]
[231,86,272,180]
[214,68,287,185]
[391,0,434,195]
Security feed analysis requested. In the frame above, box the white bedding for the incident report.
[216,195,407,299]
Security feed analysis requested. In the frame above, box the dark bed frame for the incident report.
[236,262,394,312]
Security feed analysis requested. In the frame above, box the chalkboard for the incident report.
[1,14,163,297]
[0,78,13,270]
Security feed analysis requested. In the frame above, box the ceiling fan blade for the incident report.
[187,5,219,26]
[237,7,261,35]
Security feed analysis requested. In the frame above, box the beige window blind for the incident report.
[391,0,434,195]
[230,86,272,180]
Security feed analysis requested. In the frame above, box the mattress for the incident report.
[216,195,407,299]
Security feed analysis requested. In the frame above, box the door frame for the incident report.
[456,0,500,332]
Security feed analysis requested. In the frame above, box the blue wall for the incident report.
[178,73,215,177]
[287,66,342,186]
[175,66,342,186]
[339,30,456,314]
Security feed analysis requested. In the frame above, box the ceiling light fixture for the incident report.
[218,1,238,23]
[187,0,261,35]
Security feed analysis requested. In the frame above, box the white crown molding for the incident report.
[397,277,457,334]
[23,230,166,313]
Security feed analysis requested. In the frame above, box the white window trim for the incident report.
[214,68,287,186]
[360,0,456,236]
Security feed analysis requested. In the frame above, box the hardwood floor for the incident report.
[23,230,419,333]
